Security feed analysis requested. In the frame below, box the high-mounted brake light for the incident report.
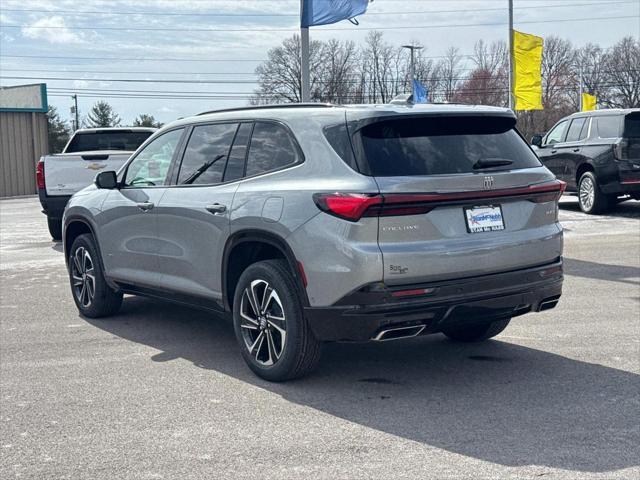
[36,160,45,190]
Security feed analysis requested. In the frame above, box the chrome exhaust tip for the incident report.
[373,325,425,342]
[538,298,559,312]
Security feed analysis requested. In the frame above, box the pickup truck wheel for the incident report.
[578,172,611,214]
[232,259,321,382]
[443,318,511,342]
[47,217,62,241]
[68,234,122,318]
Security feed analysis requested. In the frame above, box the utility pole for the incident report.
[508,0,514,110]
[402,45,423,102]
[578,64,583,111]
[71,94,79,131]
[300,0,310,103]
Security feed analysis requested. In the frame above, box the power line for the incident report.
[3,14,637,33]
[3,1,634,17]
[0,54,266,62]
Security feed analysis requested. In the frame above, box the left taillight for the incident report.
[36,160,45,190]
[313,193,382,221]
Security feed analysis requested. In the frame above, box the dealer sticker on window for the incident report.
[464,205,505,233]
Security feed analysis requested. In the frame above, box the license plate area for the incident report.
[464,205,505,233]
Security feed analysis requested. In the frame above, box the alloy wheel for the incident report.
[239,279,287,366]
[579,176,595,211]
[71,247,96,308]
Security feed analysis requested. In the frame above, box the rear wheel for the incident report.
[443,318,511,342]
[232,259,321,382]
[68,234,122,318]
[578,171,611,214]
[47,216,62,241]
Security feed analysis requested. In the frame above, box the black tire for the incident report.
[47,216,62,241]
[443,318,511,342]
[578,171,611,214]
[232,259,321,382]
[68,234,122,318]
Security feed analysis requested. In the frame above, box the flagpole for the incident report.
[300,1,310,102]
[578,64,583,111]
[508,0,514,110]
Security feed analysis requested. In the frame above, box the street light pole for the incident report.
[71,94,79,131]
[402,45,423,102]
[300,0,310,103]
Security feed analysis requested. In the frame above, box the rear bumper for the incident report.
[38,190,71,219]
[304,259,563,342]
[601,163,640,196]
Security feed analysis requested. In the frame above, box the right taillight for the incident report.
[36,160,45,190]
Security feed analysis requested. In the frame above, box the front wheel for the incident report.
[232,259,321,382]
[68,234,122,318]
[578,171,611,214]
[442,318,511,342]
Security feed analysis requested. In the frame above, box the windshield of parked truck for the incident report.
[65,130,153,153]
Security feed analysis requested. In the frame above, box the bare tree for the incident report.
[602,36,640,108]
[436,47,465,102]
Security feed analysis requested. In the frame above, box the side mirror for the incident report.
[95,170,118,189]
[531,134,543,147]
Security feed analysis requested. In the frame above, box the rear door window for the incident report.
[565,118,587,142]
[223,123,252,182]
[245,122,300,177]
[595,116,621,138]
[177,123,237,185]
[357,116,541,176]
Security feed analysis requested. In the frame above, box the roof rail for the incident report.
[197,103,337,116]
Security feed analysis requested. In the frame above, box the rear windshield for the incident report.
[624,113,640,138]
[358,116,541,176]
[65,131,153,153]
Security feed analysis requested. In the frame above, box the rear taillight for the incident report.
[36,160,45,190]
[314,181,567,222]
[613,139,628,161]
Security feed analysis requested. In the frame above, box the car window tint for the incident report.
[579,118,590,140]
[359,116,540,176]
[124,129,183,187]
[245,122,299,177]
[178,123,238,185]
[224,123,252,182]
[545,120,568,145]
[565,118,587,142]
[624,113,640,137]
[66,131,153,153]
[596,116,621,138]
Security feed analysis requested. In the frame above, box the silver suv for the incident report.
[63,104,565,381]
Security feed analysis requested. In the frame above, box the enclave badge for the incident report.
[483,176,495,190]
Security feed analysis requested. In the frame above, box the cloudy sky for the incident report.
[1,0,638,125]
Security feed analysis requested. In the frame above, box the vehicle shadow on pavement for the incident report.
[560,198,640,218]
[84,296,640,474]
[564,257,640,286]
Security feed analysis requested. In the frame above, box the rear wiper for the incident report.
[182,154,225,184]
[473,158,514,170]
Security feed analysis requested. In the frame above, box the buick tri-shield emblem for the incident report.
[483,176,495,190]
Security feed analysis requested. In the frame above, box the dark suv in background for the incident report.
[532,109,640,213]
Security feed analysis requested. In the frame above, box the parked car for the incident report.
[532,109,640,214]
[62,104,564,381]
[37,127,156,240]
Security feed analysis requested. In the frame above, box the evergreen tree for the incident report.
[46,106,71,153]
[133,114,163,128]
[86,101,121,127]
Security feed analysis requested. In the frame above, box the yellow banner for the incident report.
[582,93,597,111]
[513,30,544,111]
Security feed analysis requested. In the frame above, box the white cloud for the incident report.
[21,16,85,45]
[157,106,176,113]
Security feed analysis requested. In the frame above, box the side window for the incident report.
[595,116,621,139]
[565,118,587,142]
[177,123,238,185]
[545,120,568,145]
[245,122,300,177]
[223,123,253,182]
[124,128,183,187]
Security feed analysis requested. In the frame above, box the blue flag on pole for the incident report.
[301,0,369,28]
[413,80,428,103]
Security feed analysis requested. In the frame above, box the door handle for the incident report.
[205,203,227,214]
[136,202,154,212]
[572,148,580,152]
[550,149,558,154]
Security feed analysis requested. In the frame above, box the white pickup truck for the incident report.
[37,127,156,240]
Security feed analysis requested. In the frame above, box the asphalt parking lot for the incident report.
[1,196,639,480]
